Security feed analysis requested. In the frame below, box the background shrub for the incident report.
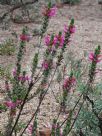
[0,39,15,55]
[62,0,80,5]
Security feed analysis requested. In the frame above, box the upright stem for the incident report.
[20,68,57,136]
[10,82,33,135]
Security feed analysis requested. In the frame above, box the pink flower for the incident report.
[89,52,102,63]
[48,6,57,17]
[45,35,50,46]
[44,33,65,48]
[59,35,65,47]
[26,123,33,134]
[4,101,16,109]
[53,36,58,45]
[20,34,31,42]
[60,129,63,136]
[18,75,30,82]
[63,78,69,89]
[63,77,76,89]
[45,35,58,46]
[12,68,16,77]
[89,52,94,61]
[24,76,30,81]
[42,60,49,70]
[69,25,76,34]
[4,100,22,109]
[55,34,65,47]
[42,6,57,17]
[18,76,23,81]
[64,24,68,33]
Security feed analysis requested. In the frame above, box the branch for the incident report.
[10,0,38,12]
[86,95,99,118]
[0,0,38,23]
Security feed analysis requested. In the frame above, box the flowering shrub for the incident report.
[0,1,102,136]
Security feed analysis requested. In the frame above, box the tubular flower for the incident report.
[55,34,65,47]
[26,123,33,134]
[64,24,68,33]
[42,6,57,17]
[4,100,22,109]
[44,35,57,46]
[18,75,30,82]
[69,25,76,34]
[45,35,50,46]
[20,34,31,42]
[89,52,102,63]
[48,6,57,17]
[63,77,76,90]
[42,60,49,70]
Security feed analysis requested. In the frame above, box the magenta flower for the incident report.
[4,101,16,109]
[42,6,57,17]
[63,78,69,89]
[48,6,57,17]
[44,33,65,48]
[89,53,94,61]
[64,24,68,33]
[4,100,22,109]
[18,75,30,82]
[45,35,58,46]
[59,34,65,47]
[18,76,23,81]
[53,36,58,45]
[26,123,33,134]
[24,76,30,81]
[55,34,65,47]
[42,60,49,70]
[63,77,76,89]
[45,35,50,46]
[20,34,31,42]
[89,52,102,63]
[69,25,76,34]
